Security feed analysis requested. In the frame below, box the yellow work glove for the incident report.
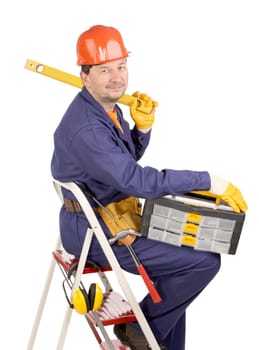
[130,91,158,131]
[209,174,248,213]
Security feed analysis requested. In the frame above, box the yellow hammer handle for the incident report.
[24,59,152,113]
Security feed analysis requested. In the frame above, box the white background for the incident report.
[1,0,258,349]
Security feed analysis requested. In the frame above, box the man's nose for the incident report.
[110,69,123,80]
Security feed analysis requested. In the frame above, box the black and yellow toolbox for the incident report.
[141,192,246,254]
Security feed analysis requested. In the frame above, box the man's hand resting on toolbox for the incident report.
[130,91,158,132]
[209,174,248,213]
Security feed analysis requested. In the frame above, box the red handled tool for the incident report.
[127,244,161,303]
[109,229,161,303]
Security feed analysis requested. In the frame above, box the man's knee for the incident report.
[200,252,221,282]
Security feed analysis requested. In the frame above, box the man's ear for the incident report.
[80,71,89,85]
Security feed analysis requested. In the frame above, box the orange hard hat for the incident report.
[76,25,129,65]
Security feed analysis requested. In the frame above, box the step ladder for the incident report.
[27,179,161,350]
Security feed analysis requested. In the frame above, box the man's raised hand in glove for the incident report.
[129,91,158,132]
[209,174,248,213]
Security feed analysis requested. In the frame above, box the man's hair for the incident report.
[81,65,93,74]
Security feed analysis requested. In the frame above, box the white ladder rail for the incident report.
[54,180,160,350]
[27,236,61,350]
[56,226,95,349]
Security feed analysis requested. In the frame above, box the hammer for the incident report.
[109,231,162,304]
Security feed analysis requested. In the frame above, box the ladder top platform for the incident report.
[52,249,112,274]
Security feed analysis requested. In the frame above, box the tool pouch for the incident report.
[96,196,142,246]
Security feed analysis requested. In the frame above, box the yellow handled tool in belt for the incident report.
[24,59,154,114]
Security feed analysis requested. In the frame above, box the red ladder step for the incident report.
[52,249,112,273]
[100,339,130,349]
[88,291,136,326]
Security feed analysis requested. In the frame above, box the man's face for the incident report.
[81,58,128,108]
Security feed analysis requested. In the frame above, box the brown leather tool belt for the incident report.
[64,198,82,213]
[63,196,142,246]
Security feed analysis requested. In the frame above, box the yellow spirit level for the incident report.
[24,59,155,114]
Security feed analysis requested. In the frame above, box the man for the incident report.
[51,25,247,350]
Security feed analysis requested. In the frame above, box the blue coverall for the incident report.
[51,87,221,350]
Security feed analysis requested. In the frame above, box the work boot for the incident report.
[113,323,167,350]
